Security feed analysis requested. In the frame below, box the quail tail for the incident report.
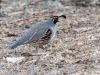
[10,40,22,49]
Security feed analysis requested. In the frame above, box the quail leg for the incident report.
[36,47,38,53]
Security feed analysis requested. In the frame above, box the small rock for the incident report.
[74,27,94,33]
[88,35,97,40]
[6,56,25,63]
[7,33,18,37]
[25,25,30,29]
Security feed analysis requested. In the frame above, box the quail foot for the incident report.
[10,15,66,52]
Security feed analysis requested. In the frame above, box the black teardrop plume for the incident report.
[59,15,66,19]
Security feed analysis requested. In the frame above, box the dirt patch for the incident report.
[0,0,100,75]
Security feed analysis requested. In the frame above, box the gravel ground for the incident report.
[0,0,100,75]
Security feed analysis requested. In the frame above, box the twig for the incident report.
[1,14,58,25]
[34,57,40,65]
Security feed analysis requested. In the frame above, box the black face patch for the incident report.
[40,29,52,42]
[53,18,59,24]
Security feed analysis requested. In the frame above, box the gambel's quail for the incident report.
[10,15,66,49]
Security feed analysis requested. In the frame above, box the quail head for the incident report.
[10,15,66,49]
